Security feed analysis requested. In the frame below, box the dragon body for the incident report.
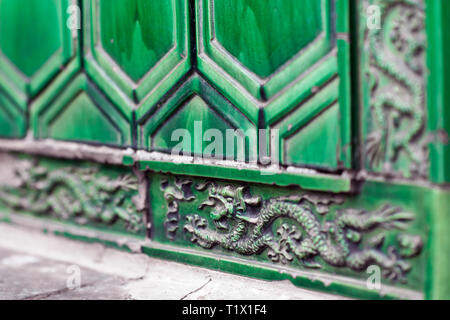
[365,0,428,176]
[0,159,142,232]
[179,182,423,282]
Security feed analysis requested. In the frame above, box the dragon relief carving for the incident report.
[163,179,423,283]
[0,158,144,233]
[161,177,195,240]
[364,0,442,178]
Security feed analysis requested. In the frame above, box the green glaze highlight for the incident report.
[214,0,323,77]
[99,0,175,82]
[0,89,25,138]
[152,95,235,158]
[48,92,120,144]
[1,0,450,301]
[32,74,132,147]
[427,0,450,184]
[285,104,340,168]
[0,0,62,77]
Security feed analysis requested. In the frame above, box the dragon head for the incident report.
[196,182,261,228]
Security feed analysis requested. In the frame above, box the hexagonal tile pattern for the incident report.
[83,0,191,107]
[0,88,26,138]
[137,75,257,162]
[197,0,333,102]
[270,75,350,170]
[1,0,352,171]
[213,0,324,78]
[196,0,352,170]
[0,0,78,98]
[31,74,132,147]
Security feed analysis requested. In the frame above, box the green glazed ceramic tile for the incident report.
[426,0,450,184]
[137,75,257,162]
[196,0,352,171]
[0,88,26,138]
[144,172,428,299]
[0,0,77,98]
[359,0,436,181]
[84,0,190,106]
[0,0,449,301]
[99,0,175,82]
[31,74,132,147]
[213,0,323,78]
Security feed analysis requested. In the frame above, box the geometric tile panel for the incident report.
[83,0,191,108]
[0,0,77,98]
[137,75,258,162]
[31,74,132,147]
[0,89,26,138]
[1,0,351,172]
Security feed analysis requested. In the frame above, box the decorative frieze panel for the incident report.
[1,0,450,301]
[0,151,440,298]
[150,173,427,293]
[361,0,436,179]
[0,154,145,236]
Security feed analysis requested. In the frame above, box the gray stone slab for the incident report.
[0,247,128,300]
[0,222,346,300]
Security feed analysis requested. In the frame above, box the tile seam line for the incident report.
[0,138,447,191]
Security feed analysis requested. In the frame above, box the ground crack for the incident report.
[21,282,96,300]
[180,277,212,300]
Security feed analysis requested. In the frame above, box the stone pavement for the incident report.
[0,223,345,300]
